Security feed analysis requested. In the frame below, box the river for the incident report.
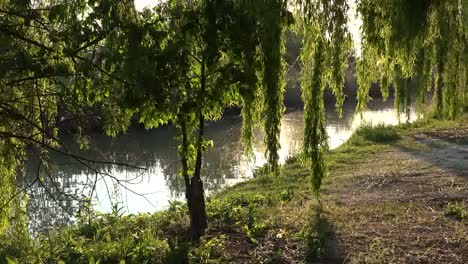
[22,98,417,232]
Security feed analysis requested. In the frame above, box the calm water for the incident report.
[22,99,417,232]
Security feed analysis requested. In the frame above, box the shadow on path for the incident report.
[305,204,346,264]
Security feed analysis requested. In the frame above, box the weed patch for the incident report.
[348,123,400,145]
[445,202,467,221]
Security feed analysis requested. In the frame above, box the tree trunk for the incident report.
[181,59,208,241]
[179,114,207,241]
[187,179,207,240]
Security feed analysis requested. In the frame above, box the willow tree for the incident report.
[100,0,291,240]
[159,0,291,239]
[0,0,141,236]
[162,0,230,240]
[295,0,352,194]
[358,0,468,119]
[94,0,208,239]
[0,0,291,242]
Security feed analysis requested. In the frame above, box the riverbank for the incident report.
[2,115,467,263]
[205,115,468,263]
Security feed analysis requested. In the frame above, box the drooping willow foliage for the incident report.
[294,0,467,195]
[0,0,292,240]
[0,0,142,234]
[358,0,468,119]
[232,0,261,159]
[295,0,352,194]
[1,0,467,244]
[232,0,291,174]
[0,144,17,233]
[258,0,287,174]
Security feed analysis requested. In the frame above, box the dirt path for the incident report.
[322,128,468,263]
[206,122,467,264]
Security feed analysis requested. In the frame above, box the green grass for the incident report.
[2,114,467,263]
[444,202,467,221]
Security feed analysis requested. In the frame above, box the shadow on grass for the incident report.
[304,204,345,264]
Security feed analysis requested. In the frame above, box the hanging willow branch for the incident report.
[358,0,468,119]
[258,0,287,174]
[234,0,261,158]
[296,0,352,195]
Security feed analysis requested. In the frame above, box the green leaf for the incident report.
[6,256,18,264]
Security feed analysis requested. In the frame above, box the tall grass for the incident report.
[347,123,400,145]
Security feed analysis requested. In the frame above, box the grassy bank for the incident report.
[2,115,468,263]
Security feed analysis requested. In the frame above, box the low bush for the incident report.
[347,123,400,145]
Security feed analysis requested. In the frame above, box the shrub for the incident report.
[188,235,226,263]
[348,123,400,145]
[206,194,270,241]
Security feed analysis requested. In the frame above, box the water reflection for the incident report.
[22,99,418,231]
